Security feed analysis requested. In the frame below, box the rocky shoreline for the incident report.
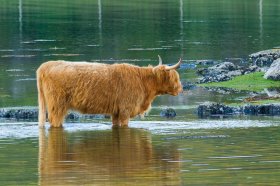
[197,102,280,118]
[197,62,261,83]
[195,48,280,117]
[0,107,178,120]
[1,103,280,121]
[249,48,280,67]
[0,107,109,120]
[196,48,280,83]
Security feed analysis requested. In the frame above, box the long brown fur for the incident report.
[36,60,182,127]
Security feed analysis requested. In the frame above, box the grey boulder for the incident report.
[264,59,280,80]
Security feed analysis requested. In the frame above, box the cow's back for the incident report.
[37,61,146,115]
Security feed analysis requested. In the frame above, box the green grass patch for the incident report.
[199,72,280,92]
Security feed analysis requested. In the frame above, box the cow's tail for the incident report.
[37,69,46,128]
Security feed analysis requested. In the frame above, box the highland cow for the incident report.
[36,56,182,127]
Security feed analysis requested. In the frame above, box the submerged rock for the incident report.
[160,107,176,118]
[0,107,109,120]
[195,60,217,66]
[242,104,280,115]
[0,107,38,119]
[181,81,197,90]
[197,102,240,117]
[264,58,280,80]
[66,112,81,120]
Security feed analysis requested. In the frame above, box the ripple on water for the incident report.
[183,20,206,23]
[208,155,262,159]
[21,41,36,44]
[15,78,37,81]
[0,49,14,52]
[0,119,280,139]
[2,55,35,58]
[127,47,171,51]
[6,69,24,72]
[49,47,66,50]
[129,120,280,132]
[34,39,56,42]
[44,54,83,57]
[87,45,100,47]
[162,135,229,140]
[19,48,47,52]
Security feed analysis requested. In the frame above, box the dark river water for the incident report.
[1,0,280,185]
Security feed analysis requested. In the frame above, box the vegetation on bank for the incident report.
[199,72,280,105]
[199,72,280,92]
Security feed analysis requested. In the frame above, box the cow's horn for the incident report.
[165,58,182,70]
[158,55,163,65]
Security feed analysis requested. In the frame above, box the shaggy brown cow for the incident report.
[37,56,182,127]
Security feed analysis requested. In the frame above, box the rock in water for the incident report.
[0,107,38,119]
[197,102,280,117]
[242,104,280,115]
[197,102,240,117]
[160,108,176,118]
[264,59,280,80]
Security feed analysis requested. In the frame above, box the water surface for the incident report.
[1,0,280,185]
[1,121,280,185]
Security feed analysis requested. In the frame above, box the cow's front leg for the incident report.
[48,104,67,128]
[119,117,129,127]
[119,111,130,127]
[112,114,120,126]
[112,112,130,127]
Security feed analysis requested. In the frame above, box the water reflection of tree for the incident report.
[259,0,263,46]
[18,0,22,43]
[39,127,181,186]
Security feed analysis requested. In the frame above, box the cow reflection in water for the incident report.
[39,127,181,185]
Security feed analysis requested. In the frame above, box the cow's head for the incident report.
[153,55,183,96]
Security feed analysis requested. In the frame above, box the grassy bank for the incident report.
[199,72,280,105]
[199,72,280,92]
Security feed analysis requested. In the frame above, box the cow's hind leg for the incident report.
[48,104,68,128]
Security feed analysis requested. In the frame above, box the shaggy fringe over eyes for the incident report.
[153,66,166,82]
[153,66,178,83]
[168,70,178,82]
